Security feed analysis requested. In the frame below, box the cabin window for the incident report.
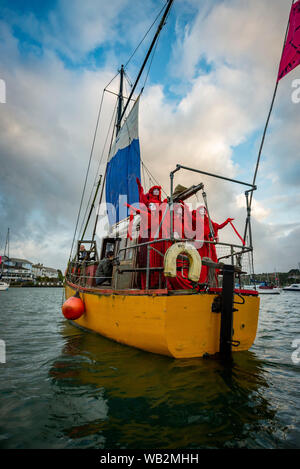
[105,242,115,256]
[118,238,127,261]
[125,239,133,261]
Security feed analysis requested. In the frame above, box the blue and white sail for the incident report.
[105,98,141,225]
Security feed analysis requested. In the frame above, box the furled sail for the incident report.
[105,98,141,225]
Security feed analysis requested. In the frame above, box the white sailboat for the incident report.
[283,284,300,292]
[0,282,9,291]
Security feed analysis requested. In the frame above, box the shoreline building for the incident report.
[1,258,59,283]
[1,257,34,283]
[32,264,59,279]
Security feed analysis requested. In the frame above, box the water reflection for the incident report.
[48,322,284,449]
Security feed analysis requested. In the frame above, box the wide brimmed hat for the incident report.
[173,184,188,197]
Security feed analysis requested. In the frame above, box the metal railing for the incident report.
[66,235,252,291]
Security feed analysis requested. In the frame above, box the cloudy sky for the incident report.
[0,0,299,273]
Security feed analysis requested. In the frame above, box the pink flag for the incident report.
[0,256,2,265]
[277,0,300,81]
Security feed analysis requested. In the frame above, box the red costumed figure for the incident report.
[166,204,234,289]
[135,178,165,289]
[195,206,234,283]
[165,200,198,291]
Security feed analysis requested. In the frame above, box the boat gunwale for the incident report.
[65,279,169,296]
[65,280,259,297]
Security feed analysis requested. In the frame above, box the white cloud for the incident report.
[0,21,119,269]
[172,0,289,79]
[7,0,163,63]
[236,194,270,222]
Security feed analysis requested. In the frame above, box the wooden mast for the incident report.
[91,0,174,241]
[116,64,124,136]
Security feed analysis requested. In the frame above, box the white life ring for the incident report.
[163,242,202,282]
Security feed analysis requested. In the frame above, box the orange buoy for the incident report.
[62,293,85,320]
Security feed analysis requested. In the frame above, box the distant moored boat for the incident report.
[283,284,300,292]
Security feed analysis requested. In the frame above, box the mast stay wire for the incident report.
[141,159,168,197]
[71,1,172,253]
[103,31,167,209]
[91,100,121,242]
[248,0,295,212]
[141,30,160,91]
[80,64,138,241]
[241,0,294,281]
[99,0,171,206]
[100,1,166,96]
[241,0,295,283]
[70,66,123,258]
[78,97,119,239]
[124,2,167,70]
[129,5,169,195]
[68,88,106,262]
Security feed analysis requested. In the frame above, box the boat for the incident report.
[62,0,300,358]
[256,285,281,295]
[0,282,9,291]
[283,284,300,292]
[243,284,281,295]
[0,228,10,292]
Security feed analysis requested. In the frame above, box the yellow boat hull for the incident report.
[65,284,259,358]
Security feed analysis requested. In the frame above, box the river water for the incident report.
[0,287,299,449]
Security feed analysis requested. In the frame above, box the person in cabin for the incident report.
[95,251,114,286]
[78,244,89,261]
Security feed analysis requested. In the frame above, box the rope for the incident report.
[69,89,105,262]
[103,71,121,92]
[124,69,133,89]
[124,2,167,69]
[91,99,119,240]
[243,0,295,245]
[73,1,173,244]
[78,95,118,239]
[142,33,159,91]
[141,159,168,196]
[249,0,295,209]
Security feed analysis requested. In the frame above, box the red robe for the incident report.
[198,214,234,283]
[133,180,234,290]
[136,178,165,289]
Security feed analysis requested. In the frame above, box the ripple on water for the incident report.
[0,288,299,448]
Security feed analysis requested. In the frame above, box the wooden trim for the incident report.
[66,280,168,296]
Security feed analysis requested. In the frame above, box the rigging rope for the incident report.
[68,88,105,262]
[91,97,120,241]
[124,2,167,69]
[243,0,295,248]
[78,95,118,239]
[142,32,159,91]
[249,0,295,210]
[141,159,167,196]
[71,1,173,250]
[124,69,133,89]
